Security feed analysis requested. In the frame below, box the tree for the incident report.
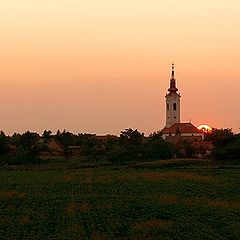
[12,146,42,165]
[19,131,40,150]
[55,130,74,147]
[107,144,130,163]
[120,128,144,146]
[119,129,144,161]
[42,130,52,140]
[206,128,234,146]
[0,135,8,155]
[206,128,240,160]
[144,132,174,160]
[10,133,21,146]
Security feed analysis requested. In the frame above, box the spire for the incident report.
[171,63,175,78]
[168,63,178,93]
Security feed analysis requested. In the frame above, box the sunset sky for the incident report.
[0,0,240,135]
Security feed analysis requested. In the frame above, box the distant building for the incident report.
[161,64,204,143]
[32,138,64,157]
[47,139,65,156]
[68,146,81,156]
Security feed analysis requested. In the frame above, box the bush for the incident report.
[143,140,174,160]
[107,145,131,163]
[213,134,240,160]
[11,147,42,165]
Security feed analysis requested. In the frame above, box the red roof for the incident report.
[161,123,203,134]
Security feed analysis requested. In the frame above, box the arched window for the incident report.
[173,103,177,111]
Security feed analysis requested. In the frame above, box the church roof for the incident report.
[161,123,203,134]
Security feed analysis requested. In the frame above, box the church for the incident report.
[161,64,204,143]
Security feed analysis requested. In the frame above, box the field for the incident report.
[1,159,240,240]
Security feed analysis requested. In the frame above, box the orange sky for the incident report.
[0,0,239,135]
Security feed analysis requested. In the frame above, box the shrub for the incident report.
[11,147,42,165]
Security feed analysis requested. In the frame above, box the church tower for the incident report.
[165,63,181,128]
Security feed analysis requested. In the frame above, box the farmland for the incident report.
[1,160,240,240]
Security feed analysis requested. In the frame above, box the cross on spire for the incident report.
[168,63,178,93]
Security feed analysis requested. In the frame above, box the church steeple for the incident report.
[165,63,181,128]
[168,63,178,93]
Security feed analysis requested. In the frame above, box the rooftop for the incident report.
[161,123,203,134]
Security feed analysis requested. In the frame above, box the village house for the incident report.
[32,138,65,157]
[68,145,81,156]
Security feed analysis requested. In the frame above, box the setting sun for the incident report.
[197,124,212,133]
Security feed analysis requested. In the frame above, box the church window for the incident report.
[167,103,169,111]
[173,103,177,111]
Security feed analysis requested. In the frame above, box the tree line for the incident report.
[0,129,173,165]
[0,128,239,166]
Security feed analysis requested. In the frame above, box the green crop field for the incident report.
[1,160,240,240]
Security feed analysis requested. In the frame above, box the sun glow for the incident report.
[197,125,212,133]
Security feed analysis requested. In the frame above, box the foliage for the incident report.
[120,128,144,146]
[55,129,75,147]
[208,129,240,160]
[0,135,9,156]
[18,131,40,150]
[42,130,52,141]
[11,147,42,165]
[206,128,234,146]
[175,140,195,158]
[107,145,130,163]
[143,132,174,160]
[213,134,240,160]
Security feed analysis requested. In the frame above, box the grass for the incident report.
[1,159,240,239]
